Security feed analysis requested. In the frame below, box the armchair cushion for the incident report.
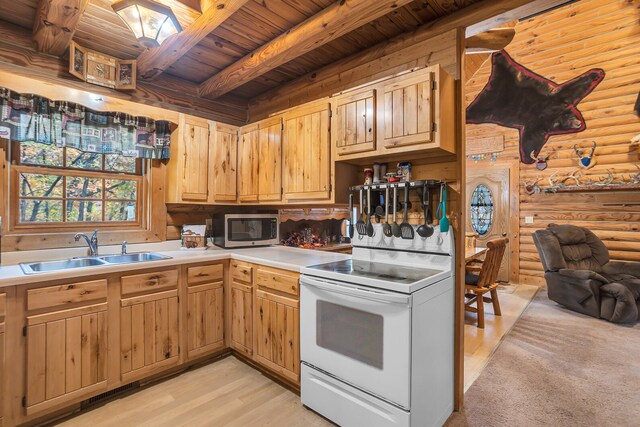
[547,224,609,271]
[600,282,639,323]
[602,261,640,281]
[558,268,609,284]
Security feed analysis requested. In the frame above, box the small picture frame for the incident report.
[116,60,137,90]
[86,51,117,88]
[69,41,87,80]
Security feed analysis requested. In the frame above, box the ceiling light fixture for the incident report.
[112,0,182,49]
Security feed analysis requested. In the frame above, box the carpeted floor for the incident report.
[447,292,640,427]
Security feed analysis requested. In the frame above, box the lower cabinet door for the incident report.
[25,309,108,415]
[230,281,253,356]
[254,290,300,384]
[186,282,224,359]
[120,291,179,382]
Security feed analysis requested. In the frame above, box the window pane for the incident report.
[66,148,102,170]
[66,176,103,199]
[19,173,63,197]
[66,200,103,222]
[20,141,63,167]
[105,155,137,173]
[105,179,137,200]
[19,199,63,222]
[105,201,136,222]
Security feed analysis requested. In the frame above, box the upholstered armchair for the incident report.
[533,224,640,323]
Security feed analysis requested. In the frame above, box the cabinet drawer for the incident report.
[231,262,253,283]
[187,264,224,285]
[255,267,299,296]
[27,280,107,312]
[121,269,178,297]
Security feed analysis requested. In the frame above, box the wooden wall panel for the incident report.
[466,0,640,286]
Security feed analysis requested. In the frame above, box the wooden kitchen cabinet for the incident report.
[167,114,239,204]
[178,114,211,202]
[230,262,253,356]
[24,280,108,415]
[238,123,260,202]
[282,101,332,202]
[238,116,282,203]
[332,88,376,157]
[377,65,454,155]
[186,264,225,359]
[253,266,300,384]
[120,270,180,382]
[211,123,239,202]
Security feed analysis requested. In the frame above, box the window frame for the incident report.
[9,141,147,233]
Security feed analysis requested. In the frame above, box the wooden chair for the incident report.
[465,237,508,328]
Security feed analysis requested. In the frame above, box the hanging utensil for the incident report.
[400,184,414,239]
[391,185,402,238]
[383,186,393,237]
[348,193,354,238]
[366,187,375,237]
[439,183,450,233]
[356,188,366,236]
[375,190,385,219]
[417,185,434,238]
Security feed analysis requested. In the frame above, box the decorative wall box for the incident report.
[69,41,137,90]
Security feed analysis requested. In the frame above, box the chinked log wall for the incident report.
[466,0,640,286]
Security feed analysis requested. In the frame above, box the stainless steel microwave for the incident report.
[213,213,279,248]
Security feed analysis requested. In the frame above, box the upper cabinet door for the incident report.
[257,116,282,202]
[282,102,331,201]
[332,89,376,157]
[210,123,238,202]
[180,115,210,201]
[378,69,434,150]
[238,124,260,202]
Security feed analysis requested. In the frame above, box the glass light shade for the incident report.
[112,0,182,48]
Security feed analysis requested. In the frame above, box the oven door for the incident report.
[300,275,412,409]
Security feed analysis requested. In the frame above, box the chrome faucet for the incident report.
[121,241,127,255]
[75,230,99,257]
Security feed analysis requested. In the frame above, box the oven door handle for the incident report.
[301,276,411,305]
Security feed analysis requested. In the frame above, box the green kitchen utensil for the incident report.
[439,183,450,233]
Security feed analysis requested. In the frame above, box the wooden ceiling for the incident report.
[0,0,484,103]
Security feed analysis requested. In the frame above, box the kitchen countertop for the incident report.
[0,244,351,288]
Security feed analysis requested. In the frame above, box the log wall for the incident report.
[465,0,640,286]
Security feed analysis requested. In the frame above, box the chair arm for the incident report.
[465,264,482,272]
[600,282,639,323]
[603,261,640,279]
[557,269,609,284]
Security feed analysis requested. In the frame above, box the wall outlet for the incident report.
[525,216,534,224]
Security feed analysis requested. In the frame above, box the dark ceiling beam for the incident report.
[32,0,90,56]
[0,20,248,125]
[198,0,416,99]
[136,0,250,81]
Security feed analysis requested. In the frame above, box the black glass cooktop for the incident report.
[306,259,442,285]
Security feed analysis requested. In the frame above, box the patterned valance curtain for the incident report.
[0,88,174,159]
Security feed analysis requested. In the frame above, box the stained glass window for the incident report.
[470,184,494,236]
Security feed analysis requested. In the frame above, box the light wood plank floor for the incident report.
[55,356,332,427]
[463,283,539,391]
[55,285,538,426]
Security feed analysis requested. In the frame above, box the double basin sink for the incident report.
[20,252,172,275]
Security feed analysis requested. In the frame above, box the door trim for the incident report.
[466,159,520,284]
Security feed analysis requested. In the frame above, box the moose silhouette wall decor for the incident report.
[466,50,605,165]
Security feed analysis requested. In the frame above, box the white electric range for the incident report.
[299,224,455,427]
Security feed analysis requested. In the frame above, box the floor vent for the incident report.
[80,382,140,410]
